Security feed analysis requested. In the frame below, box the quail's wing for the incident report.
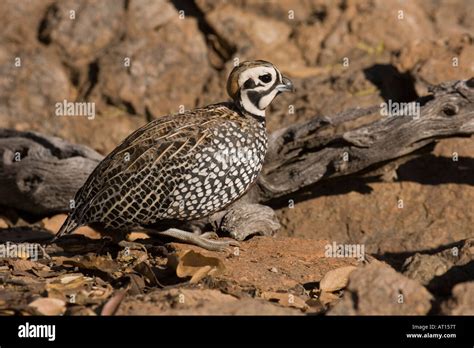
[72,105,235,215]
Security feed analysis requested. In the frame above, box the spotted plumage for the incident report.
[54,60,294,250]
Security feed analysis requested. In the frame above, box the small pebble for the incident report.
[270,267,278,273]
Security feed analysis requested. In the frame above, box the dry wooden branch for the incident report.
[0,79,473,221]
[0,129,102,215]
[251,78,474,203]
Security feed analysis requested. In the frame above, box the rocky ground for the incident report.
[0,0,473,315]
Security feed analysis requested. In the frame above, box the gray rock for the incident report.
[328,262,433,315]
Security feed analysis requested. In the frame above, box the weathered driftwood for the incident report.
[250,78,474,204]
[0,129,102,215]
[0,79,473,239]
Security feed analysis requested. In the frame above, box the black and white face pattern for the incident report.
[237,65,294,117]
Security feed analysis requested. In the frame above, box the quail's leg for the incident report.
[152,228,239,252]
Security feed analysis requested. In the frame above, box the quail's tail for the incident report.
[50,214,79,243]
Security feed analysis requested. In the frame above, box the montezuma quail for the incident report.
[54,60,294,250]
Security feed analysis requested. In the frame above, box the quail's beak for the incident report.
[276,76,295,92]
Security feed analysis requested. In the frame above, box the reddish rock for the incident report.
[0,45,76,133]
[206,4,306,70]
[328,262,433,315]
[97,17,212,118]
[127,0,177,38]
[394,34,474,96]
[441,282,474,315]
[39,0,125,67]
[0,0,54,44]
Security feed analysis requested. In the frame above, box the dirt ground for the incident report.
[0,0,473,315]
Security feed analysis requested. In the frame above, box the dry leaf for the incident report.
[169,250,225,284]
[261,291,308,310]
[320,266,357,292]
[117,243,148,265]
[28,297,66,315]
[134,261,161,287]
[8,259,38,272]
[47,274,113,305]
[60,274,85,284]
[46,274,93,297]
[61,255,122,278]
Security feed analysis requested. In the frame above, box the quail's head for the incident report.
[226,60,294,117]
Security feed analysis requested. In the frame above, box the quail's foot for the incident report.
[152,228,239,252]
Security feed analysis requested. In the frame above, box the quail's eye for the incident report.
[259,74,272,83]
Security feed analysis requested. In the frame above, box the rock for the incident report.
[320,266,357,292]
[265,66,384,132]
[197,0,323,24]
[28,297,66,316]
[319,0,436,64]
[39,0,125,67]
[328,262,433,315]
[261,291,308,310]
[319,291,340,306]
[278,148,474,255]
[293,23,332,66]
[394,34,474,95]
[127,0,177,38]
[399,239,473,297]
[96,17,212,118]
[206,4,306,71]
[206,4,291,48]
[425,0,474,37]
[0,45,76,132]
[402,253,454,286]
[427,253,474,296]
[0,40,145,153]
[440,282,474,315]
[402,239,473,292]
[292,2,345,65]
[0,0,54,43]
